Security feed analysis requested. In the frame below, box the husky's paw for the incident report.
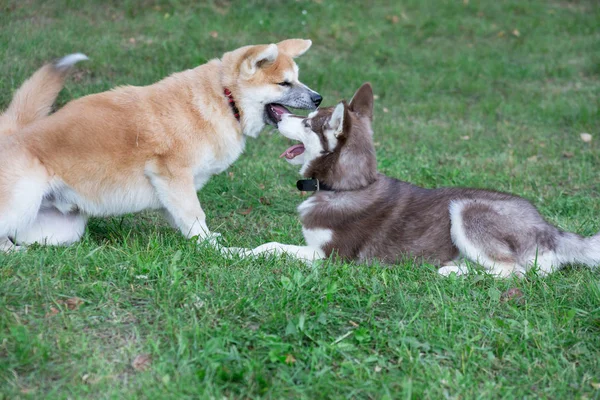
[438,265,469,277]
[196,232,222,247]
[220,246,253,258]
[0,237,24,253]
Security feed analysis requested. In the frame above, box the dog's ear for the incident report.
[277,39,312,58]
[330,101,351,138]
[241,44,279,76]
[349,83,374,121]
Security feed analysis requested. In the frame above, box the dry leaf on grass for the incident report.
[132,354,152,371]
[590,382,600,390]
[209,31,218,38]
[259,197,271,205]
[45,307,59,318]
[64,297,84,310]
[238,207,253,215]
[562,151,574,158]
[285,354,296,364]
[500,288,525,303]
[580,133,592,143]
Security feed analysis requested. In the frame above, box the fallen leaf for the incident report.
[349,320,359,327]
[461,135,470,140]
[132,354,152,371]
[387,15,399,24]
[45,307,59,317]
[497,31,505,37]
[374,365,382,372]
[512,29,520,37]
[580,133,592,143]
[285,354,296,364]
[259,197,271,205]
[209,31,218,38]
[259,184,266,190]
[591,382,600,390]
[501,288,525,303]
[228,171,235,179]
[238,207,253,215]
[562,151,574,158]
[64,297,84,310]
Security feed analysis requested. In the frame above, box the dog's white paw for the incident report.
[438,265,469,277]
[197,231,222,247]
[220,246,253,258]
[0,237,24,253]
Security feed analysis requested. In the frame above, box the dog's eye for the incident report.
[277,81,292,87]
[303,119,310,128]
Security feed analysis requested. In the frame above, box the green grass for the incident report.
[1,0,600,398]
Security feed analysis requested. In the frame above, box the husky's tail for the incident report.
[0,53,88,137]
[556,231,600,268]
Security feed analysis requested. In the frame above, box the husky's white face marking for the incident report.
[277,101,346,175]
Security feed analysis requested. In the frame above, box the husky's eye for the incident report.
[277,81,292,87]
[303,119,311,128]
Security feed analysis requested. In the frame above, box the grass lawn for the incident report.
[1,0,600,398]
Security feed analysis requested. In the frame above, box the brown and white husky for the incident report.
[237,83,600,277]
[0,40,321,252]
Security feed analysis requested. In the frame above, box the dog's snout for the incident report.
[311,93,323,107]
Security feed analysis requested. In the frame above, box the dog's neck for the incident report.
[223,88,240,122]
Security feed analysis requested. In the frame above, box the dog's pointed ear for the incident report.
[330,101,351,138]
[349,83,374,121]
[277,39,312,58]
[241,44,279,76]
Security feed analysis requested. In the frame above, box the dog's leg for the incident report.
[12,208,87,246]
[448,200,525,278]
[148,170,217,245]
[0,237,22,252]
[438,260,470,276]
[242,242,325,264]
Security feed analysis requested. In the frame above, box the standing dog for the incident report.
[238,83,600,277]
[0,40,321,251]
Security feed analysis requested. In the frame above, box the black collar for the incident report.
[224,88,240,121]
[296,178,333,192]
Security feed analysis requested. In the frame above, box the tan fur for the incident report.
[0,40,318,250]
[0,64,71,137]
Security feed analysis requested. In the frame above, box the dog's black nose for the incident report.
[311,93,322,107]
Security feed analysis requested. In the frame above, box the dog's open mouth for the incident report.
[266,103,291,124]
[279,143,305,160]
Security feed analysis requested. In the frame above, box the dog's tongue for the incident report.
[279,144,305,159]
[269,104,291,121]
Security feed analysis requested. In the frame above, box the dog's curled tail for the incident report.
[0,53,88,137]
[556,231,600,269]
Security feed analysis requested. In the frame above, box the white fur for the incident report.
[446,200,524,277]
[13,208,87,246]
[55,53,88,70]
[303,227,332,249]
[330,102,345,137]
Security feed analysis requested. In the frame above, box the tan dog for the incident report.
[0,40,321,251]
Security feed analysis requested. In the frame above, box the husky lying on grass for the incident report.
[237,83,600,278]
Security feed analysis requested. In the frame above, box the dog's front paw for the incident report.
[220,246,253,258]
[438,265,468,277]
[196,231,222,247]
[0,237,24,253]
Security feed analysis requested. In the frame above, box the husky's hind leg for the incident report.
[447,200,529,278]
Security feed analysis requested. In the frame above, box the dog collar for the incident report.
[224,88,240,121]
[296,178,333,192]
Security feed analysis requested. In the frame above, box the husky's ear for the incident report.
[241,44,279,76]
[330,101,351,138]
[277,39,312,58]
[349,82,374,121]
